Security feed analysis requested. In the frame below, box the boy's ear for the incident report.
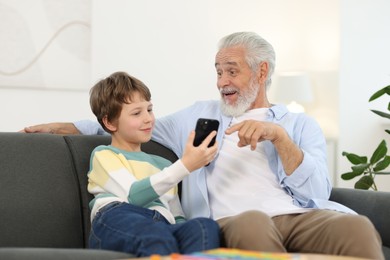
[102,116,117,132]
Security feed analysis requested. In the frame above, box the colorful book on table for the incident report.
[150,248,300,260]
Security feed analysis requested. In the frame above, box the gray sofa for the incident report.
[0,133,389,259]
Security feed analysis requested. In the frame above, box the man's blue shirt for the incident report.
[75,100,355,219]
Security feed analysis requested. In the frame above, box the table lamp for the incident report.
[273,72,313,113]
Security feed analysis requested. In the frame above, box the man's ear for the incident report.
[102,116,117,132]
[258,61,269,84]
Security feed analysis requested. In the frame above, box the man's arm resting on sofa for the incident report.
[21,120,107,135]
[21,122,81,134]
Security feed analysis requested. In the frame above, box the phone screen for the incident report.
[193,118,220,147]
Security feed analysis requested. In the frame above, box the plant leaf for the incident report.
[370,140,387,164]
[386,129,390,135]
[341,171,361,180]
[370,109,390,119]
[351,163,370,174]
[373,156,390,171]
[354,175,374,190]
[342,152,367,165]
[374,171,390,175]
[369,85,390,102]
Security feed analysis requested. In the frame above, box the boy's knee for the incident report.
[194,217,220,233]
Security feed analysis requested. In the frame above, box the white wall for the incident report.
[0,87,93,131]
[0,0,95,131]
[338,0,390,191]
[2,0,339,130]
[1,0,389,191]
[91,0,340,121]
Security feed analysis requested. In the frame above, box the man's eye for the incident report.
[229,70,237,76]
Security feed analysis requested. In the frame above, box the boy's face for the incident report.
[111,91,155,151]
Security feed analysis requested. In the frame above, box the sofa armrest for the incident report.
[330,187,390,250]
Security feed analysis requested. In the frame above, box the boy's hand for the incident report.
[181,130,218,172]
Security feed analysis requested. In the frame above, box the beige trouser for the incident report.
[217,210,384,260]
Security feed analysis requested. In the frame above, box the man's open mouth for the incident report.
[220,88,238,97]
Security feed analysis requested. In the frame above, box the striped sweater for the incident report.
[88,145,189,224]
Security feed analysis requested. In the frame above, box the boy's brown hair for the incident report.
[89,71,151,133]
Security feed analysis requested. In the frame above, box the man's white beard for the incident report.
[219,80,260,117]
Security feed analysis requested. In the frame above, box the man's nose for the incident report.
[217,74,230,88]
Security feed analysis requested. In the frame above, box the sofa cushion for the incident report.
[0,247,132,260]
[64,135,111,246]
[0,133,84,248]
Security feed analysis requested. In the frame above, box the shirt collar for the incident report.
[268,104,289,121]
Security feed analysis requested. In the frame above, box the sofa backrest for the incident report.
[0,133,179,249]
[0,133,84,248]
[63,135,111,246]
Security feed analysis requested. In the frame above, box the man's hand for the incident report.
[225,120,285,150]
[225,120,303,175]
[20,123,81,135]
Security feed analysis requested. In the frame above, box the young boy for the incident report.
[87,71,220,256]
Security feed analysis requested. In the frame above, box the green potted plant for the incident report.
[341,85,390,190]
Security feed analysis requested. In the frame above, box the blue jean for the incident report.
[89,202,220,257]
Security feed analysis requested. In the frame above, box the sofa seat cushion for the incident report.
[0,248,133,260]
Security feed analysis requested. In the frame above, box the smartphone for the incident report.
[193,118,220,147]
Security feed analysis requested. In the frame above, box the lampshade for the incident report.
[273,72,313,112]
